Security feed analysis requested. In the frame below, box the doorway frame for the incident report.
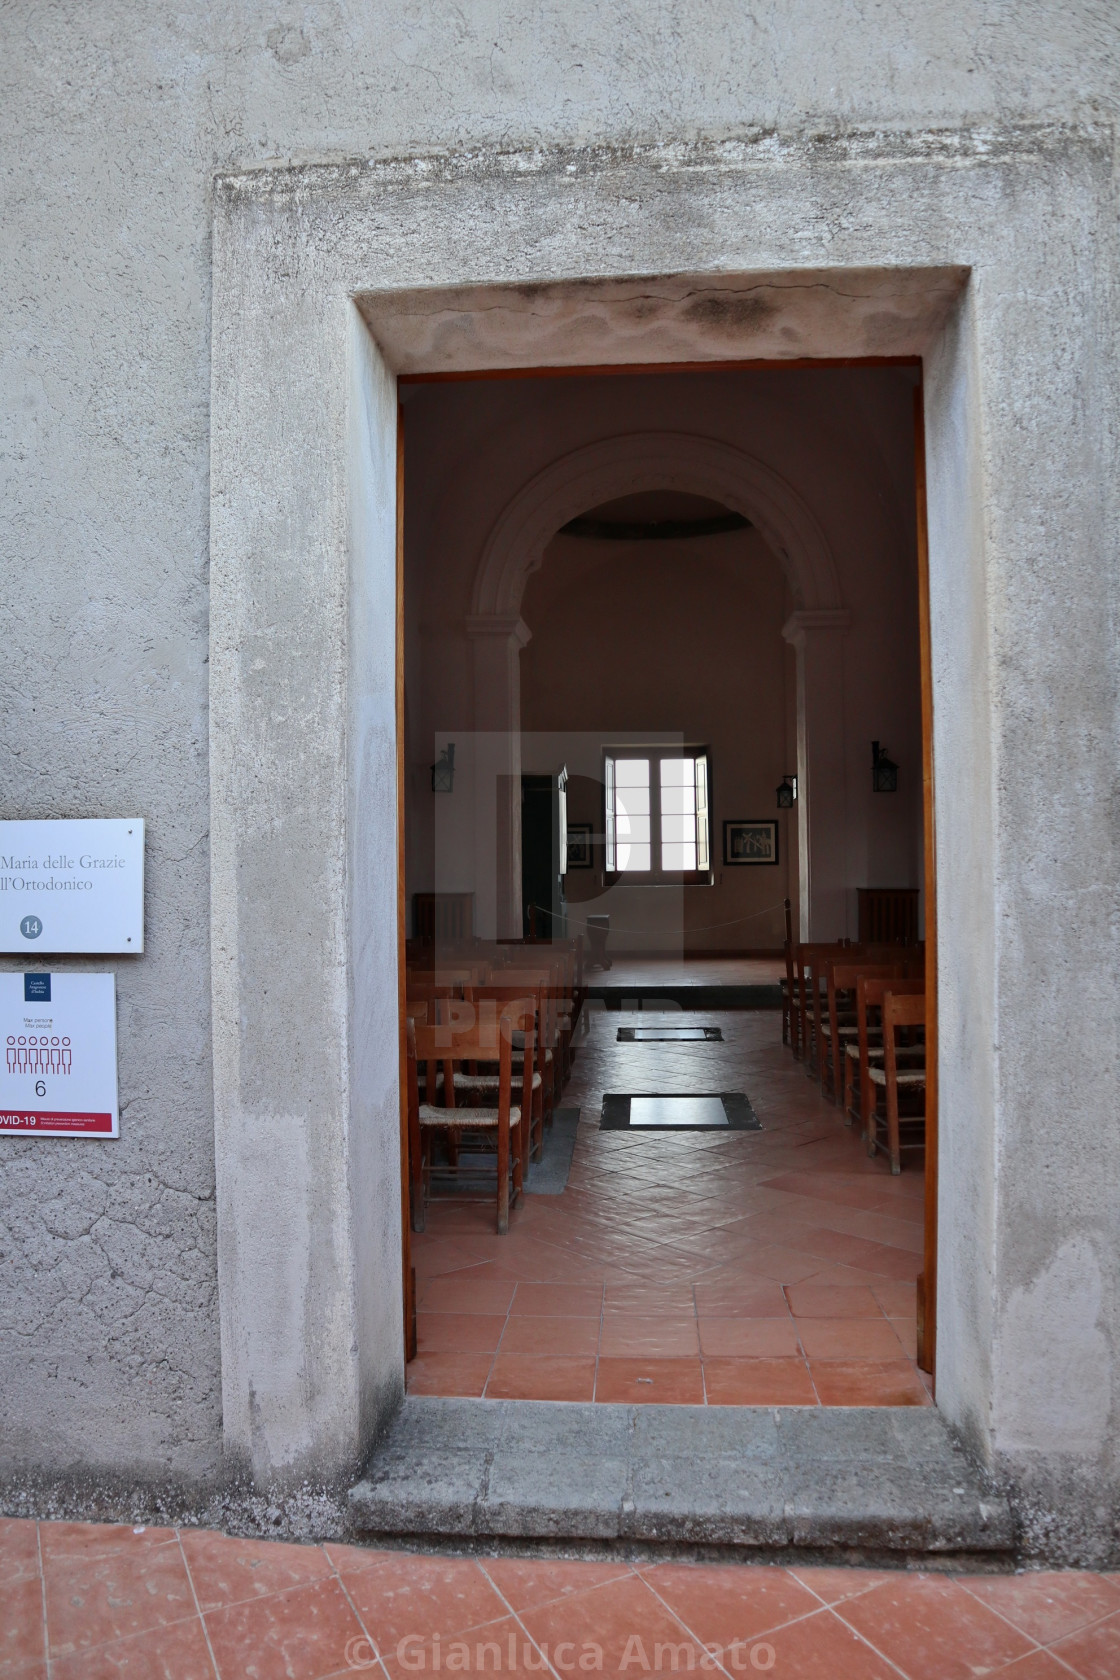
[209,123,1115,1492]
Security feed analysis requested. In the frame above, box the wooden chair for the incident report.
[499,956,569,1105]
[793,941,854,1074]
[852,974,925,1136]
[447,981,549,1163]
[866,987,927,1174]
[781,899,796,1051]
[842,969,922,1122]
[406,997,534,1234]
[822,956,924,1104]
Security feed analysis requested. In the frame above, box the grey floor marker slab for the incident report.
[630,1095,729,1127]
[350,1398,1014,1558]
[600,1091,761,1130]
[617,1025,723,1042]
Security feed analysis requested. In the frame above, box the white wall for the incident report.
[403,367,924,950]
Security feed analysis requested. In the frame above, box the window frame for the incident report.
[602,746,714,886]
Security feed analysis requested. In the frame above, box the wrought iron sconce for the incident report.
[431,743,456,793]
[871,741,899,793]
[776,774,798,809]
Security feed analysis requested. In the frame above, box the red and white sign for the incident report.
[0,973,118,1138]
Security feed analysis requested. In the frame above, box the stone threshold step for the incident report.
[350,1399,1013,1559]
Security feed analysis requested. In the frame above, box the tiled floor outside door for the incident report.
[410,1006,928,1405]
[5,1516,1119,1679]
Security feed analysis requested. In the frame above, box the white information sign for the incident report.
[0,973,119,1138]
[0,820,144,953]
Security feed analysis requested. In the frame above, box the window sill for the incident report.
[601,872,715,888]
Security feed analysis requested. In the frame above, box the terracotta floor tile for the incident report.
[320,1544,399,1576]
[602,1283,697,1315]
[204,1575,364,1680]
[809,1358,931,1406]
[46,1544,197,1657]
[789,1566,898,1605]
[341,1553,509,1648]
[595,1357,705,1404]
[416,1313,508,1354]
[692,1278,790,1317]
[498,1316,600,1356]
[891,1316,919,1358]
[987,1652,1089,1679]
[794,1227,924,1278]
[0,1573,46,1671]
[517,1572,709,1673]
[416,1276,517,1315]
[404,1352,493,1397]
[1050,1608,1120,1680]
[485,1354,597,1400]
[785,1283,885,1318]
[39,1523,180,1562]
[179,1529,332,1612]
[697,1317,802,1357]
[639,1561,821,1644]
[599,1315,700,1357]
[479,1557,634,1613]
[839,1573,1034,1680]
[380,1614,550,1679]
[958,1571,1120,1646]
[759,1604,904,1677]
[0,1517,41,1581]
[509,1283,603,1317]
[50,1616,215,1680]
[796,1318,908,1360]
[702,1357,818,1406]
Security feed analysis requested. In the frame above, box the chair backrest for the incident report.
[829,958,922,995]
[413,997,535,1108]
[412,891,475,945]
[883,990,927,1031]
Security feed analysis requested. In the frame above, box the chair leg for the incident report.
[497,1115,510,1234]
[512,1116,524,1200]
[887,1090,902,1175]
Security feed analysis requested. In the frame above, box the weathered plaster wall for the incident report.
[1,0,1118,1531]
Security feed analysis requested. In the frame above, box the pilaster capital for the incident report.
[466,614,533,649]
[782,608,851,648]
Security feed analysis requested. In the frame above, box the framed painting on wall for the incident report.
[566,823,594,869]
[723,819,779,866]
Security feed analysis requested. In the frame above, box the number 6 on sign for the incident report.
[0,973,119,1138]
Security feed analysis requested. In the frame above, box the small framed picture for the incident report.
[723,819,779,866]
[566,823,594,869]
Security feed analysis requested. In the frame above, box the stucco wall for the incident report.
[1,0,1118,1534]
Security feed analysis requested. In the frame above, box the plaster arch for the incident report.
[467,431,850,940]
[468,431,844,622]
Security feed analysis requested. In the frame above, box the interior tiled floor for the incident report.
[5,1516,1119,1680]
[410,1006,929,1405]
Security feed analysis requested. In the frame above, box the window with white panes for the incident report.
[603,750,711,881]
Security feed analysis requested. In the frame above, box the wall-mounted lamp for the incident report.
[431,743,456,793]
[776,774,797,809]
[871,741,899,793]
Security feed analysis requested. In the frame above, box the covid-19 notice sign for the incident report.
[0,973,119,1138]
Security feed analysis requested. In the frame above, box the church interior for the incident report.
[401,363,931,1405]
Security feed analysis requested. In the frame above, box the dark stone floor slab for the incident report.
[349,1398,1014,1559]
